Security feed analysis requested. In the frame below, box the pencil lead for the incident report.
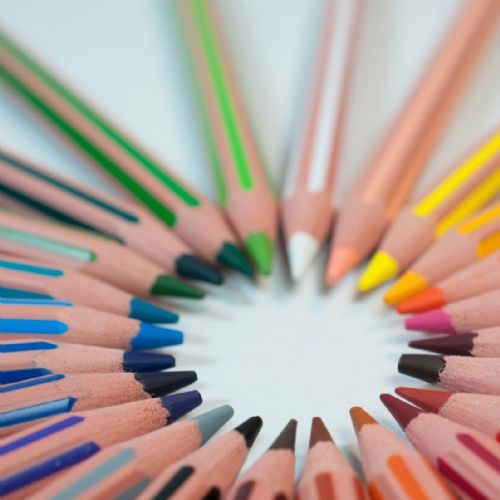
[152,275,205,299]
[159,390,202,422]
[287,232,318,281]
[195,404,235,444]
[246,232,273,276]
[176,254,224,285]
[270,419,297,451]
[380,393,423,431]
[234,416,263,448]
[309,417,333,447]
[405,309,454,333]
[131,324,183,350]
[123,351,176,372]
[384,271,427,305]
[217,242,255,277]
[398,354,446,384]
[409,334,475,355]
[134,371,197,397]
[325,246,360,285]
[395,387,452,413]
[397,287,446,314]
[129,298,179,323]
[358,251,398,292]
[350,406,377,435]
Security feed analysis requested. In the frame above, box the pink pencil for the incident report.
[405,288,500,334]
[381,393,500,499]
[0,391,202,497]
[399,353,500,395]
[396,387,500,442]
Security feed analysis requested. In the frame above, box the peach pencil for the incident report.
[359,129,500,292]
[398,251,500,313]
[396,387,500,442]
[0,30,253,277]
[409,326,500,357]
[0,299,183,350]
[325,0,499,285]
[381,393,500,499]
[0,339,176,384]
[34,405,234,500]
[297,417,367,500]
[0,209,204,299]
[2,371,197,435]
[350,406,454,499]
[398,353,500,395]
[137,416,263,499]
[177,0,278,275]
[405,288,500,334]
[0,254,179,323]
[385,203,500,305]
[226,419,297,500]
[282,0,361,280]
[0,148,223,285]
[0,391,202,497]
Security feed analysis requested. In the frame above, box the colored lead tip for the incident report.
[123,351,176,372]
[398,354,446,384]
[409,334,475,355]
[396,287,446,314]
[358,251,399,293]
[160,390,203,422]
[325,246,360,286]
[270,419,297,451]
[405,309,455,334]
[195,404,235,444]
[395,387,452,413]
[309,417,333,448]
[246,232,273,276]
[287,232,319,281]
[152,274,205,299]
[217,242,255,277]
[129,297,179,323]
[131,324,183,350]
[135,370,197,397]
[350,406,377,435]
[380,393,424,431]
[384,271,428,305]
[176,254,224,285]
[234,416,263,448]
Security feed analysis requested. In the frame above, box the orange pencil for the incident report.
[226,419,297,500]
[325,0,499,285]
[296,417,368,500]
[385,202,500,305]
[350,406,453,499]
[137,416,263,499]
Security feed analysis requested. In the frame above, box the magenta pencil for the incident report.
[396,387,500,442]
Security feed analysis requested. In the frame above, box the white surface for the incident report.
[0,0,499,479]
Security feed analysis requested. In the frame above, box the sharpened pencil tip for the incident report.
[123,351,176,372]
[235,416,263,448]
[358,251,399,292]
[325,246,360,285]
[380,393,423,430]
[309,417,333,448]
[405,309,454,334]
[350,406,377,435]
[384,271,428,305]
[135,370,197,397]
[287,232,319,281]
[217,242,255,277]
[398,353,446,384]
[397,287,446,314]
[246,232,273,276]
[195,404,235,444]
[131,324,183,350]
[151,274,205,299]
[409,333,475,355]
[129,298,179,323]
[176,254,224,285]
[160,390,202,422]
[395,387,452,413]
[270,419,297,451]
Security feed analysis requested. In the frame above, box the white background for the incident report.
[0,0,499,478]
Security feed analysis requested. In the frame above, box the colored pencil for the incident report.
[0,298,183,350]
[397,250,500,313]
[0,253,179,323]
[0,30,253,277]
[226,419,297,500]
[409,326,500,357]
[297,417,367,500]
[350,406,453,499]
[34,405,234,500]
[0,209,204,299]
[398,353,500,395]
[137,416,263,499]
[359,129,500,292]
[405,288,500,334]
[381,393,500,499]
[385,202,500,305]
[0,148,223,285]
[281,0,362,281]
[0,339,176,384]
[1,371,197,435]
[177,0,277,275]
[0,391,202,497]
[324,0,499,285]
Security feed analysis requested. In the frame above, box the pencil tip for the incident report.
[325,246,360,285]
[123,351,176,372]
[287,232,319,281]
[270,419,297,451]
[397,287,446,314]
[358,251,398,292]
[176,254,224,285]
[384,271,427,305]
[350,406,377,435]
[405,309,455,334]
[195,404,235,444]
[398,353,445,384]
[409,333,475,355]
[217,242,255,277]
[151,274,205,299]
[309,417,333,447]
[129,298,179,323]
[234,416,263,448]
[246,232,273,275]
[380,393,423,430]
[135,370,197,397]
[395,387,452,413]
[160,390,202,422]
[131,324,183,350]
